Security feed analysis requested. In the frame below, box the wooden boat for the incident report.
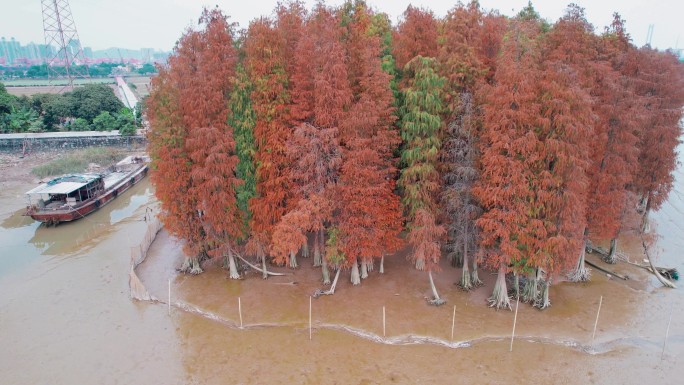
[25,155,149,225]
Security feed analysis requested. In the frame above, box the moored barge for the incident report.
[25,155,149,225]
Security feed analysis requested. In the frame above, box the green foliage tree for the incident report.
[92,111,117,131]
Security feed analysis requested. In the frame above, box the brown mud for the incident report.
[1,149,682,384]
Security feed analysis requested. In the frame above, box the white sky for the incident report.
[1,0,682,51]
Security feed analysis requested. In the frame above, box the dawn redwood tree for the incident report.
[630,48,684,231]
[337,2,403,285]
[540,4,599,282]
[441,93,482,290]
[244,16,296,272]
[147,65,205,273]
[278,4,351,282]
[392,6,439,71]
[228,65,257,237]
[147,9,242,276]
[437,1,489,289]
[398,56,446,305]
[474,21,543,310]
[585,14,640,264]
[183,9,243,278]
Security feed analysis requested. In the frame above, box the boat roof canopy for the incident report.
[26,174,101,196]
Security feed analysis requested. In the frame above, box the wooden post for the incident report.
[238,297,243,329]
[451,305,456,341]
[167,278,171,315]
[309,296,312,340]
[661,304,674,360]
[591,295,603,347]
[510,295,519,352]
[382,306,386,337]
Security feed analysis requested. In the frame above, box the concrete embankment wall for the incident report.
[0,132,146,153]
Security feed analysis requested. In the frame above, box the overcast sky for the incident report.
[1,0,682,51]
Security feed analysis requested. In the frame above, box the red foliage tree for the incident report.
[391,5,439,70]
[585,14,640,263]
[244,15,297,269]
[629,48,684,229]
[147,9,240,276]
[336,3,403,285]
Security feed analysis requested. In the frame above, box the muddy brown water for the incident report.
[1,151,683,384]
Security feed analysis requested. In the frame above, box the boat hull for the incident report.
[27,164,148,225]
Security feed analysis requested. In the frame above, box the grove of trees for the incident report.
[0,83,138,135]
[147,1,684,309]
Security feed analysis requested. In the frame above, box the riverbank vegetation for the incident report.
[0,83,138,134]
[31,147,125,178]
[147,1,684,309]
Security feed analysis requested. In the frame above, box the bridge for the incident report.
[115,76,139,112]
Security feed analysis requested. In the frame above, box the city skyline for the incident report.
[0,0,682,52]
[0,36,169,66]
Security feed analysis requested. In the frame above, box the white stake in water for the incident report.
[238,297,243,329]
[383,306,386,337]
[451,305,456,341]
[661,304,674,360]
[309,296,312,340]
[591,295,603,348]
[510,295,520,352]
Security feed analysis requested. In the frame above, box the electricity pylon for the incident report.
[41,0,90,91]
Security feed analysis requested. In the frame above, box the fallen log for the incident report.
[585,259,629,280]
[623,260,679,281]
[640,237,676,289]
[236,254,291,277]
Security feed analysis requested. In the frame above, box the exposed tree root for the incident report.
[488,266,511,310]
[178,256,204,275]
[470,258,483,287]
[568,241,591,282]
[459,264,472,291]
[534,279,551,309]
[602,238,619,264]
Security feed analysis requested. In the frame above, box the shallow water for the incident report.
[0,148,683,384]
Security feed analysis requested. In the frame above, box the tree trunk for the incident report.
[329,267,341,293]
[351,258,361,285]
[321,255,330,285]
[513,272,520,299]
[415,257,426,271]
[179,255,204,275]
[260,248,268,279]
[488,264,511,310]
[640,194,651,233]
[535,278,551,309]
[470,256,482,286]
[302,240,310,258]
[460,227,472,290]
[360,259,368,279]
[366,258,374,272]
[428,271,446,306]
[313,230,322,267]
[227,249,240,279]
[289,250,298,269]
[522,269,539,304]
[604,238,618,264]
[568,238,591,282]
[379,254,385,274]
